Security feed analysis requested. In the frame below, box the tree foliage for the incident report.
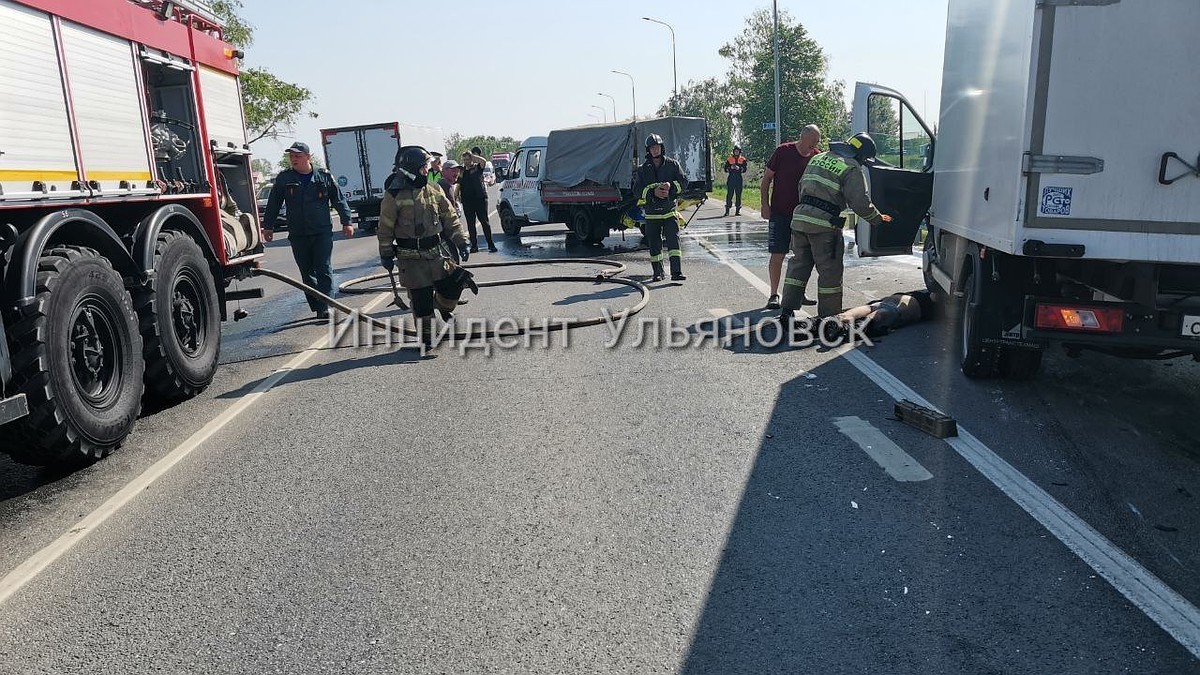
[717,9,848,164]
[211,0,253,49]
[211,1,316,145]
[657,77,736,164]
[446,134,522,162]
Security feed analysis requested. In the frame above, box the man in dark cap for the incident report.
[263,141,353,319]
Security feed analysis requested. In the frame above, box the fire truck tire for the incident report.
[2,246,144,465]
[136,230,221,401]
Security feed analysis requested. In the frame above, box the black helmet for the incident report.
[846,132,877,162]
[645,133,664,151]
[396,145,431,175]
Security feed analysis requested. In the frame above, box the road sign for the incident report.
[762,122,777,130]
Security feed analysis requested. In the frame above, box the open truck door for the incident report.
[850,83,935,256]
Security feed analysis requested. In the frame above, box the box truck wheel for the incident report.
[2,247,144,465]
[922,235,945,298]
[958,266,998,378]
[499,204,521,237]
[571,208,605,244]
[136,230,221,401]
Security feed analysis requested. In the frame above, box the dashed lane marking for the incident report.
[834,416,934,482]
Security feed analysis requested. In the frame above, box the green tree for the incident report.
[447,135,522,162]
[211,1,317,145]
[657,77,737,168]
[719,9,848,164]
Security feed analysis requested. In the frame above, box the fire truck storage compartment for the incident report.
[141,49,206,194]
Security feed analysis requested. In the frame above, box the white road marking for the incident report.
[690,233,1200,658]
[834,416,933,482]
[0,292,393,607]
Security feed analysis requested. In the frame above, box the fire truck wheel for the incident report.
[2,247,144,465]
[136,230,220,401]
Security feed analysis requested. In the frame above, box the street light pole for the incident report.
[611,70,636,121]
[772,0,782,147]
[642,16,677,104]
[597,92,617,121]
[591,105,607,123]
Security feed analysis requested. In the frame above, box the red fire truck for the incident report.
[0,0,264,464]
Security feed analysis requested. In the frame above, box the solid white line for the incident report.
[0,292,393,607]
[692,234,1200,658]
[691,235,771,295]
[834,416,933,482]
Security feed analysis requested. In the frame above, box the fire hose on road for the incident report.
[251,258,651,344]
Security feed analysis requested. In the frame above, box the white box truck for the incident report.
[321,122,448,232]
[850,0,1200,379]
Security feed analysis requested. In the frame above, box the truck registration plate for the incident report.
[1182,315,1200,338]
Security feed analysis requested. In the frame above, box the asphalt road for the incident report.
[1,196,1198,674]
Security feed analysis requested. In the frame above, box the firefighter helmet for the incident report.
[396,146,431,174]
[846,132,877,162]
[645,133,665,151]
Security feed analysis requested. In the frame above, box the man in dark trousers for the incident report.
[761,124,821,309]
[263,141,353,319]
[633,133,689,282]
[723,145,747,217]
[459,146,496,252]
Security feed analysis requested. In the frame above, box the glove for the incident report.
[458,244,470,262]
[380,255,394,271]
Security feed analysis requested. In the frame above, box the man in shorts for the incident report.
[760,124,821,309]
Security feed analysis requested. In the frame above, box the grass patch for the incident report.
[709,185,762,211]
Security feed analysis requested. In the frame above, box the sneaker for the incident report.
[487,244,498,252]
[470,246,479,253]
[315,309,330,320]
[671,274,686,281]
[651,273,664,282]
[801,297,817,306]
[766,294,781,309]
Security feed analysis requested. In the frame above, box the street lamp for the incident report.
[591,105,607,123]
[597,92,617,121]
[642,16,677,102]
[587,113,601,123]
[611,70,636,121]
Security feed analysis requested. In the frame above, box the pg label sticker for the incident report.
[1040,186,1072,216]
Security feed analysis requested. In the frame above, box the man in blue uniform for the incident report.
[263,142,354,319]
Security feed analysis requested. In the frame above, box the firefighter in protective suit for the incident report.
[378,146,473,342]
[780,132,892,324]
[633,133,689,282]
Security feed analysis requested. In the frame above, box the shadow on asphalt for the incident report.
[215,348,422,400]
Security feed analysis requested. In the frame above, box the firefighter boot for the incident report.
[651,260,665,282]
[669,256,686,281]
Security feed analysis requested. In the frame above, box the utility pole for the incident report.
[772,0,782,148]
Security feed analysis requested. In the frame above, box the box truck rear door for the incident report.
[850,83,935,256]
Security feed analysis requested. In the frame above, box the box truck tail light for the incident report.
[1034,304,1124,333]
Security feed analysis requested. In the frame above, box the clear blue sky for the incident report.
[239,0,949,160]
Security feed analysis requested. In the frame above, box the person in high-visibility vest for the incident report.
[780,132,892,323]
[633,133,689,282]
